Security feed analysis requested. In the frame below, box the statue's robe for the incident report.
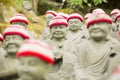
[73,38,120,80]
[66,30,89,45]
[46,38,75,80]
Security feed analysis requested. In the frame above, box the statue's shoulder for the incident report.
[76,39,89,48]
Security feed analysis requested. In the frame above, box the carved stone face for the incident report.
[45,14,55,26]
[12,22,28,28]
[68,19,82,31]
[50,25,67,39]
[4,35,24,54]
[88,23,111,40]
[18,56,52,80]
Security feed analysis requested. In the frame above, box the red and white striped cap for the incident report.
[17,40,54,65]
[67,13,83,22]
[57,12,69,20]
[92,8,106,15]
[110,9,120,16]
[86,13,112,28]
[3,25,29,39]
[84,13,92,20]
[45,10,57,17]
[9,14,29,25]
[115,13,120,22]
[0,34,3,42]
[49,16,68,28]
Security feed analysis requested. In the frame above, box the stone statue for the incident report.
[66,13,88,45]
[22,0,36,16]
[110,12,120,41]
[40,10,57,41]
[16,40,54,80]
[9,13,35,39]
[0,25,29,80]
[110,9,120,32]
[46,16,75,80]
[73,13,120,80]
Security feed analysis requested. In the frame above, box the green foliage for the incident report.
[68,0,108,8]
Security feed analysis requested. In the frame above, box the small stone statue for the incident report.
[67,13,87,45]
[46,16,75,80]
[40,10,57,40]
[16,40,54,80]
[0,25,29,80]
[73,13,120,80]
[9,13,35,39]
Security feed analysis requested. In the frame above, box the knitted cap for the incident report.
[45,10,57,17]
[17,40,54,65]
[0,34,3,42]
[110,9,120,16]
[86,13,112,28]
[92,8,105,15]
[115,13,120,22]
[67,13,83,22]
[84,13,92,19]
[3,25,29,39]
[49,16,68,28]
[9,14,29,25]
[57,12,69,20]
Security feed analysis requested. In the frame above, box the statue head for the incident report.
[86,13,112,41]
[9,14,29,28]
[68,13,83,31]
[17,40,54,80]
[110,9,120,22]
[92,8,105,15]
[3,25,29,55]
[45,10,57,26]
[49,16,68,39]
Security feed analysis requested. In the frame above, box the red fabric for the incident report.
[67,16,83,22]
[113,67,120,74]
[10,19,29,25]
[17,51,54,65]
[110,12,119,16]
[115,15,120,22]
[87,19,112,28]
[49,22,68,28]
[3,32,29,39]
[45,12,57,16]
[0,38,3,41]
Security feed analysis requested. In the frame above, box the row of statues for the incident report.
[0,8,120,80]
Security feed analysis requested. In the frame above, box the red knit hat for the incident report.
[115,13,120,22]
[84,13,92,20]
[57,12,68,20]
[110,9,120,16]
[67,13,83,22]
[92,8,106,15]
[3,25,29,39]
[45,10,57,17]
[9,14,29,25]
[17,40,54,65]
[86,13,112,28]
[0,34,3,42]
[49,16,68,28]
